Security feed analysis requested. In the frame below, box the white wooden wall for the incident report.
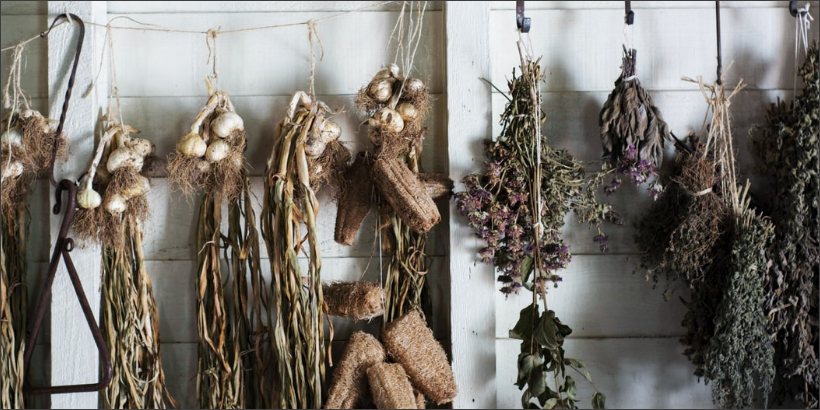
[1,1,817,409]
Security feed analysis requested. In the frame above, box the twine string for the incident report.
[206,28,221,91]
[794,3,814,94]
[306,20,324,98]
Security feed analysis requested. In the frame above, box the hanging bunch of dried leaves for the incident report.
[455,46,617,409]
[261,91,347,409]
[637,69,778,408]
[168,82,259,409]
[599,47,670,197]
[752,40,819,408]
[72,114,176,408]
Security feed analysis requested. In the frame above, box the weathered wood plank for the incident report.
[0,1,47,16]
[491,1,810,10]
[0,15,48,99]
[494,255,690,339]
[106,11,444,97]
[496,337,715,409]
[490,8,820,92]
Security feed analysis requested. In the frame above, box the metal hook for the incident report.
[625,1,635,25]
[789,1,807,17]
[516,1,531,33]
[715,1,723,85]
[23,12,114,396]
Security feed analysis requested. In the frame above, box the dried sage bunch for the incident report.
[599,47,669,197]
[456,46,618,409]
[752,40,819,408]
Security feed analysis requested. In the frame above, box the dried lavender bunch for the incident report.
[752,40,819,408]
[600,47,670,197]
[455,50,616,409]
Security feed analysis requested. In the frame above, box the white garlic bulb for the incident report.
[196,160,211,175]
[128,138,155,158]
[229,152,244,169]
[404,78,425,93]
[304,138,327,158]
[211,111,244,139]
[319,121,342,143]
[374,63,400,80]
[104,193,127,215]
[372,108,404,133]
[107,147,144,173]
[1,127,23,148]
[396,102,419,121]
[2,161,24,179]
[367,79,395,103]
[177,132,207,158]
[77,188,102,209]
[121,175,150,199]
[205,140,230,163]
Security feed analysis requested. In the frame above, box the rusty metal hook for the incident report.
[715,1,723,85]
[516,1,531,33]
[24,12,113,396]
[625,1,635,25]
[789,1,807,17]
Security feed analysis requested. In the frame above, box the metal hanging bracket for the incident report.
[23,12,114,396]
[516,1,531,33]
[625,1,635,25]
[715,1,723,85]
[789,1,807,17]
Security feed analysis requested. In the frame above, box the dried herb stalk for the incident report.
[262,91,345,409]
[753,40,819,408]
[1,203,26,410]
[455,48,616,409]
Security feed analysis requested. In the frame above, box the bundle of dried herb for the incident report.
[0,196,27,410]
[72,118,176,409]
[455,47,616,409]
[262,91,346,409]
[169,86,258,409]
[753,40,819,408]
[600,47,669,197]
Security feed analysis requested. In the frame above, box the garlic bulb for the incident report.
[1,127,23,148]
[211,111,245,139]
[372,108,404,133]
[121,175,150,199]
[319,121,342,143]
[404,78,425,93]
[367,79,395,103]
[374,63,400,80]
[177,132,207,158]
[21,109,51,134]
[107,147,144,173]
[196,160,211,175]
[104,194,127,215]
[229,152,244,169]
[205,140,230,163]
[128,138,155,158]
[2,161,23,179]
[77,188,102,209]
[396,102,419,121]
[305,138,327,158]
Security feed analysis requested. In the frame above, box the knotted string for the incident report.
[206,28,221,91]
[307,19,324,99]
[794,3,814,94]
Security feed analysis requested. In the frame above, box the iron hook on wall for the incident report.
[715,1,723,85]
[625,1,635,25]
[517,1,531,33]
[789,1,808,17]
[23,12,114,396]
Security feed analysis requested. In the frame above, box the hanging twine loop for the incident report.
[206,28,221,91]
[306,19,324,98]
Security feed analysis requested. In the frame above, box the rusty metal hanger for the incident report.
[516,1,531,33]
[715,1,723,85]
[23,12,113,396]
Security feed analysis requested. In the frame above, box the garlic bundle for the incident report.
[73,121,154,243]
[1,109,61,206]
[167,89,247,200]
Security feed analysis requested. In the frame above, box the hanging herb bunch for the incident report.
[599,46,670,198]
[168,80,260,409]
[753,39,819,408]
[71,113,177,409]
[261,90,348,409]
[636,66,777,407]
[0,42,62,410]
[455,46,617,409]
